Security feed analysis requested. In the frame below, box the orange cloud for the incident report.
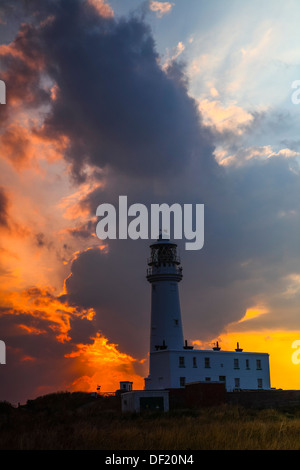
[0,39,45,71]
[1,286,95,343]
[0,122,69,170]
[149,1,174,18]
[57,181,102,221]
[18,324,47,335]
[66,333,145,393]
[198,98,254,135]
[238,306,269,323]
[87,0,114,18]
[0,279,146,394]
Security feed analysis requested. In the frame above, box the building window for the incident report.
[180,377,185,387]
[193,357,197,368]
[257,378,263,389]
[179,356,185,368]
[256,359,262,370]
[234,378,240,389]
[204,357,210,368]
[219,376,226,383]
[234,358,239,369]
[205,377,211,382]
[246,359,250,369]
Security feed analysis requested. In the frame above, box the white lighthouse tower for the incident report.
[145,235,194,390]
[146,235,184,353]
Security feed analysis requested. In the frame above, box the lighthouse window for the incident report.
[256,359,262,370]
[179,356,185,368]
[234,358,239,369]
[204,357,210,368]
[174,319,179,326]
[257,378,263,389]
[234,378,240,389]
[193,357,197,368]
[180,377,186,387]
[246,359,250,369]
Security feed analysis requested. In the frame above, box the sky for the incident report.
[0,0,299,404]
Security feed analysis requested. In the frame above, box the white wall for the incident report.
[145,349,271,391]
[121,390,169,412]
[149,277,184,352]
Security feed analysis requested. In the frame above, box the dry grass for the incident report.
[1,393,300,450]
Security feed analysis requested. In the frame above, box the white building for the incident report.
[121,390,169,413]
[144,236,271,392]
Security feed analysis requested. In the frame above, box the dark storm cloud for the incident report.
[38,5,214,180]
[0,0,215,181]
[67,219,97,239]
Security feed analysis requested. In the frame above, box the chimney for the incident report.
[213,341,221,351]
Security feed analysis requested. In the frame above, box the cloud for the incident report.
[0,284,145,402]
[0,0,214,183]
[0,187,9,228]
[149,1,174,18]
[162,41,186,71]
[65,219,98,240]
[39,15,211,181]
[87,0,114,18]
[198,98,254,136]
[215,144,300,168]
[60,243,149,357]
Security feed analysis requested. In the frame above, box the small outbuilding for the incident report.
[121,390,169,413]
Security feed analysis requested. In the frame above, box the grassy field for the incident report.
[1,392,300,450]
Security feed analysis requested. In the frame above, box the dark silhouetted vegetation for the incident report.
[1,392,300,449]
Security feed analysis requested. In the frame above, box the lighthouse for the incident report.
[121,236,271,411]
[146,235,184,353]
[144,236,270,392]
